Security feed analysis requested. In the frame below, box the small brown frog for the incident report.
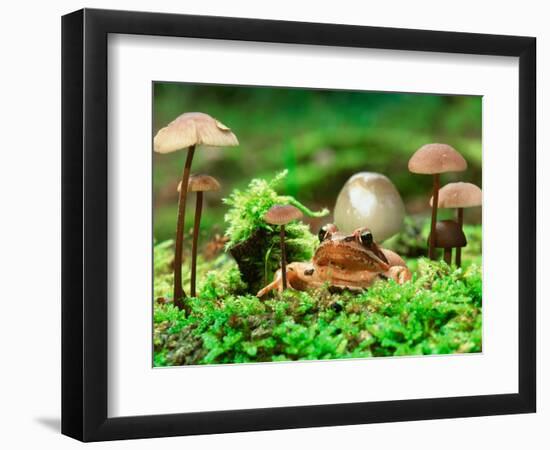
[257,224,411,297]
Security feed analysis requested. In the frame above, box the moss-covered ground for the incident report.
[153,170,482,366]
[153,228,482,367]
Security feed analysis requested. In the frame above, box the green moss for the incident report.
[223,170,328,247]
[153,238,482,366]
[222,170,328,291]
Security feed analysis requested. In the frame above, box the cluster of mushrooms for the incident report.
[154,112,239,310]
[408,143,482,266]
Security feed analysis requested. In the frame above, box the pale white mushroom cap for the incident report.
[154,112,239,154]
[430,182,482,208]
[408,143,467,174]
[333,172,405,242]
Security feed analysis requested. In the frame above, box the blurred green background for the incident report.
[153,83,481,244]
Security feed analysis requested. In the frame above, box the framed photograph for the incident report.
[62,8,536,442]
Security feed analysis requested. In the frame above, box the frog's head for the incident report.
[316,224,389,270]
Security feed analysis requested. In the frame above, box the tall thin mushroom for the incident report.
[178,175,221,297]
[408,143,467,260]
[264,205,304,291]
[430,182,482,267]
[154,112,238,310]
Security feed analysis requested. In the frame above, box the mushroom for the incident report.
[408,143,467,260]
[154,112,238,309]
[430,182,482,267]
[263,205,304,290]
[178,175,221,297]
[333,172,405,242]
[427,220,467,265]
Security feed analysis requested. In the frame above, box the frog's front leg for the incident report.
[257,262,321,297]
[382,265,412,284]
[256,269,285,297]
[380,248,412,284]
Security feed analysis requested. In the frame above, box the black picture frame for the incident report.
[61,8,536,442]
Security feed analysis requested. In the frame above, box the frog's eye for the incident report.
[360,231,373,246]
[318,225,332,242]
[319,223,338,242]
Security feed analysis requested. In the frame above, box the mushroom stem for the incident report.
[173,145,195,310]
[443,247,452,265]
[280,225,287,290]
[456,207,464,267]
[190,191,203,298]
[428,173,440,260]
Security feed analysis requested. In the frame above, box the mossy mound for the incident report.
[223,170,327,292]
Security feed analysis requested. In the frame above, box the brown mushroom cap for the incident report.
[264,205,303,226]
[177,174,221,193]
[427,220,467,248]
[408,143,467,174]
[154,112,239,154]
[430,182,482,208]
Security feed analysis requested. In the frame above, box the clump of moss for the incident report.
[223,170,328,291]
[153,238,482,366]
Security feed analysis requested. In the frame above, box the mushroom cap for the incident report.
[154,112,239,154]
[178,174,221,193]
[264,205,303,226]
[408,143,467,174]
[333,172,405,242]
[430,182,482,208]
[427,220,467,248]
